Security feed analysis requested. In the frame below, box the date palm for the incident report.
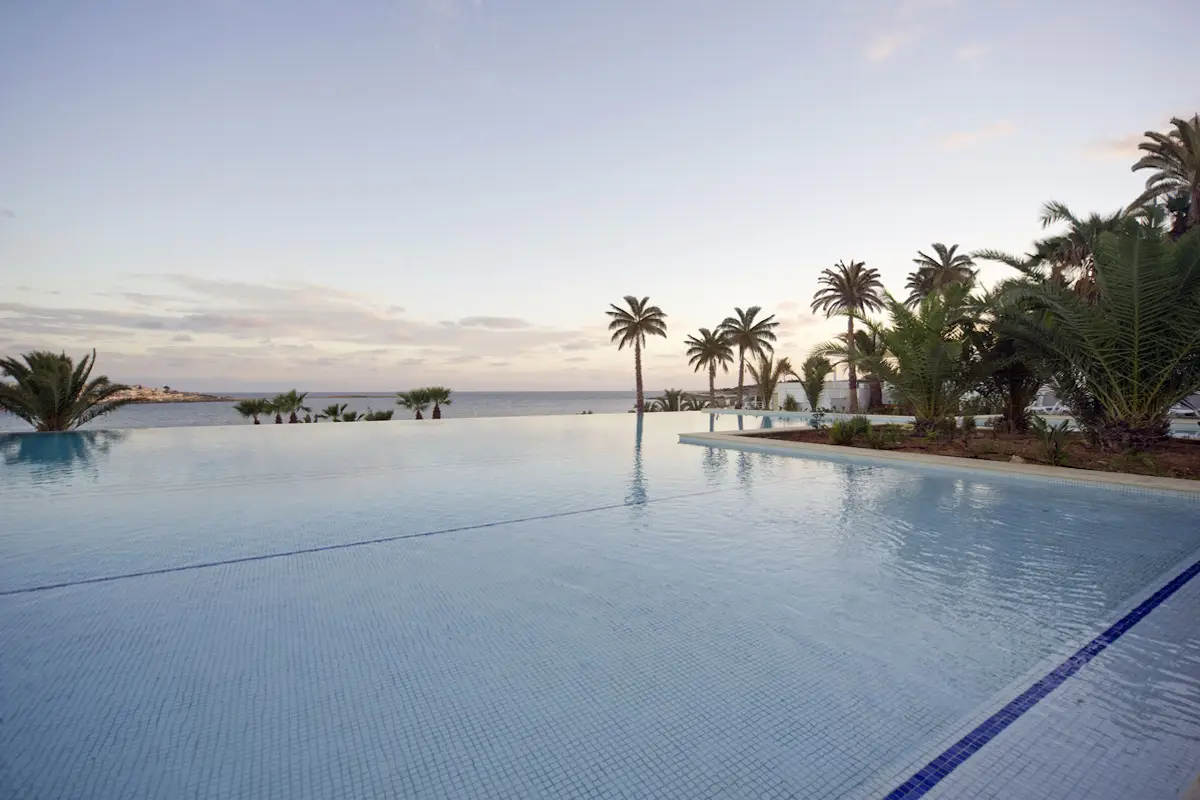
[234,398,272,424]
[650,388,701,412]
[905,243,977,306]
[746,354,793,411]
[718,307,778,408]
[796,354,833,411]
[606,295,668,414]
[859,285,979,434]
[685,327,734,407]
[1131,114,1200,237]
[811,260,884,412]
[0,349,132,431]
[318,403,348,422]
[396,389,431,419]
[1001,220,1200,449]
[426,386,453,419]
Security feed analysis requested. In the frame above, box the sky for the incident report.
[1,0,1197,391]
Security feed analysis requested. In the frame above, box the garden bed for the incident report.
[755,427,1200,481]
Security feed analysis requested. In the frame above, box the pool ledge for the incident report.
[678,430,1200,495]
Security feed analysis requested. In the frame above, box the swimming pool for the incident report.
[2,412,1198,798]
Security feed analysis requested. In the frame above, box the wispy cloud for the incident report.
[937,121,1016,150]
[1081,133,1144,161]
[955,43,987,61]
[457,316,533,330]
[898,0,957,16]
[865,28,921,63]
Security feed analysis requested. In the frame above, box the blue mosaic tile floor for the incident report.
[2,413,1199,798]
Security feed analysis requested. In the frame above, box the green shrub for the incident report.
[849,415,871,436]
[782,393,799,412]
[809,409,828,431]
[828,419,856,445]
[864,423,905,450]
[961,414,977,442]
[1030,416,1071,465]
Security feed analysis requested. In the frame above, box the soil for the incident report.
[755,427,1200,481]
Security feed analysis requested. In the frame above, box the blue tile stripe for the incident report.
[882,556,1200,799]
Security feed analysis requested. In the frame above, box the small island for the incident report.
[112,385,235,404]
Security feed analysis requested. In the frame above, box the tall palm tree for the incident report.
[905,243,977,306]
[0,350,133,431]
[977,203,1126,297]
[318,403,348,422]
[718,307,778,408]
[811,259,884,412]
[426,387,453,419]
[234,398,271,424]
[746,354,793,411]
[796,354,832,411]
[606,295,668,414]
[396,389,431,419]
[684,327,734,407]
[1131,114,1200,237]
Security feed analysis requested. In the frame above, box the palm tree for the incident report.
[267,395,285,424]
[859,286,978,434]
[363,409,394,421]
[0,350,133,431]
[426,387,453,419]
[797,354,833,412]
[815,329,888,410]
[318,403,348,422]
[976,203,1126,297]
[234,398,271,424]
[1001,220,1200,449]
[649,389,702,411]
[396,389,431,419]
[970,284,1046,434]
[905,243,977,306]
[718,307,779,408]
[684,328,734,407]
[271,389,310,424]
[1131,114,1200,237]
[746,354,793,411]
[606,295,668,414]
[811,260,884,412]
[341,410,362,422]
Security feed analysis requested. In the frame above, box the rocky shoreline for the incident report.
[113,386,236,404]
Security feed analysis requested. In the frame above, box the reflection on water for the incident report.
[626,415,647,506]
[0,431,127,477]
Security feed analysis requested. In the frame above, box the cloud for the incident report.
[865,28,920,63]
[937,121,1016,150]
[561,339,600,352]
[456,316,533,330]
[776,300,799,312]
[1081,133,1143,161]
[171,334,194,342]
[385,305,406,314]
[955,43,987,61]
[564,356,588,363]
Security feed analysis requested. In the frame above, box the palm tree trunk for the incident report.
[869,379,883,410]
[736,348,745,408]
[432,403,441,419]
[846,316,858,413]
[275,413,283,424]
[634,338,645,414]
[253,416,260,425]
[708,363,716,408]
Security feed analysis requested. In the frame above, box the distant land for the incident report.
[114,386,235,404]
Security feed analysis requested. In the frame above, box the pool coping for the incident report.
[678,430,1200,495]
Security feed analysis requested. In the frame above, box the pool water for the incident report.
[1,412,1198,798]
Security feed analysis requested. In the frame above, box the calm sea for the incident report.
[0,391,640,432]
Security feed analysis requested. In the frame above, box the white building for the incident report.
[774,379,895,412]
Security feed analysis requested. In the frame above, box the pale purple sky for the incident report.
[1,0,1196,390]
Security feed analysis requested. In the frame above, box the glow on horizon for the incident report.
[1,0,1196,390]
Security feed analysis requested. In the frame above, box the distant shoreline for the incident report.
[115,387,236,404]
